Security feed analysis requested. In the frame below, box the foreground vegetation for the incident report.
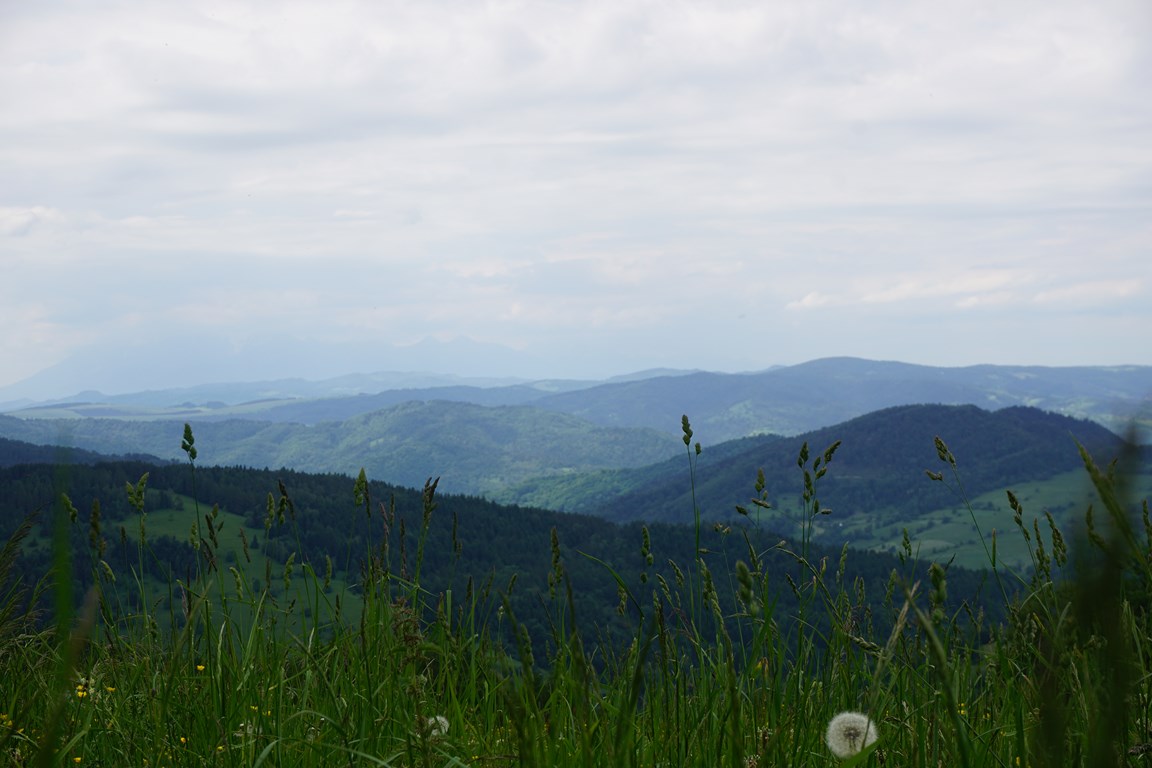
[1,420,1150,767]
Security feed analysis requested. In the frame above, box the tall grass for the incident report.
[0,420,1148,767]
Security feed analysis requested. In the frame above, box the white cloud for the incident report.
[1032,279,1144,306]
[955,292,1014,309]
[860,270,1024,304]
[0,206,66,236]
[787,292,837,310]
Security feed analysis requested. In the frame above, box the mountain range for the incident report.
[4,357,1148,443]
[0,358,1148,500]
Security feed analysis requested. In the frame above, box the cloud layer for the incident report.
[2,0,1149,391]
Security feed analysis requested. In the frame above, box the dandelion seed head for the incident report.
[427,715,449,738]
[826,711,878,759]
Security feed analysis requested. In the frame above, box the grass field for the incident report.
[1,428,1149,767]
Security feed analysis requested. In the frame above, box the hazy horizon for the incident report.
[4,344,1152,406]
[3,1,1150,396]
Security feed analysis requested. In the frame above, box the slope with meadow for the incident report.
[495,404,1150,569]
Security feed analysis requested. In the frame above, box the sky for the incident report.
[2,0,1150,397]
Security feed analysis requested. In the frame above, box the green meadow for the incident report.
[1,422,1149,767]
[822,470,1152,570]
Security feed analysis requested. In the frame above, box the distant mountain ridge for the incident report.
[0,372,594,413]
[5,357,1145,443]
[529,357,1152,441]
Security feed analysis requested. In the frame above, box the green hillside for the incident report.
[499,405,1134,518]
[497,405,1150,567]
[5,403,1146,576]
[0,401,682,496]
[0,450,1002,659]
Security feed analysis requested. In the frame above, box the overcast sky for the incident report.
[2,0,1150,395]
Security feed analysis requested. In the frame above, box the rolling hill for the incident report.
[3,402,1146,574]
[0,449,1006,652]
[493,404,1145,537]
[0,401,682,496]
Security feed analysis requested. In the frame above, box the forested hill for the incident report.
[1,402,1141,531]
[495,404,1139,525]
[0,402,681,496]
[0,435,167,468]
[0,456,1002,655]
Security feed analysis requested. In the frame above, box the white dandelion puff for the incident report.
[426,715,449,738]
[826,711,878,759]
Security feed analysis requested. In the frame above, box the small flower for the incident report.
[426,715,449,738]
[196,664,206,672]
[826,711,878,759]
